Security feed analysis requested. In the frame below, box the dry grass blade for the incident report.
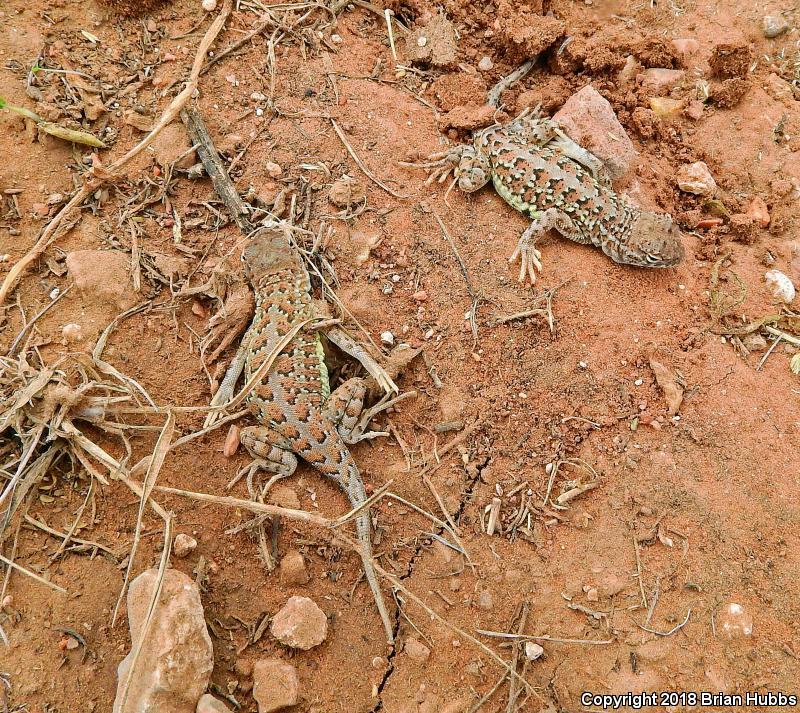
[0,552,67,594]
[114,515,173,713]
[112,412,175,626]
[330,119,411,198]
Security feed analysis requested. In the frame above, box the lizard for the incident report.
[231,224,396,643]
[402,109,684,284]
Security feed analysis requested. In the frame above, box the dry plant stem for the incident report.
[0,0,232,307]
[112,412,175,626]
[467,671,508,713]
[634,608,692,637]
[157,484,535,695]
[115,516,173,713]
[476,630,614,645]
[24,514,117,557]
[0,552,67,594]
[7,285,73,356]
[330,119,410,198]
[431,209,479,343]
[506,601,530,712]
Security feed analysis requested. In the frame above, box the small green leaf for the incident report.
[0,96,6,110]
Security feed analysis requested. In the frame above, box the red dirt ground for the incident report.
[1,0,799,711]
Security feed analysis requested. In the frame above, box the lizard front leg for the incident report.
[510,207,583,284]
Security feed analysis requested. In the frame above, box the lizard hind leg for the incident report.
[324,377,391,445]
[239,425,299,497]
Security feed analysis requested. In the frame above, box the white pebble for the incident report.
[62,323,83,342]
[380,331,395,346]
[478,56,493,71]
[676,161,717,196]
[250,92,267,101]
[201,0,217,11]
[416,36,428,47]
[330,34,343,44]
[265,161,282,178]
[524,642,544,661]
[173,533,198,558]
[764,270,795,304]
[717,602,753,639]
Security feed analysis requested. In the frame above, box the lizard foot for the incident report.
[399,147,464,186]
[509,236,543,285]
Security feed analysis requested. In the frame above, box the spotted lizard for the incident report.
[228,224,395,643]
[404,109,684,284]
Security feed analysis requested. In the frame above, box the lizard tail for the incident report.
[344,461,395,644]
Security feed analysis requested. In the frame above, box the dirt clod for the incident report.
[709,42,754,79]
[406,14,457,68]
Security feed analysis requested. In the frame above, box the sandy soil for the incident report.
[1,0,799,711]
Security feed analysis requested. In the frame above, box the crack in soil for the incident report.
[370,451,489,712]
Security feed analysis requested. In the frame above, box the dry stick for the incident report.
[0,0,233,307]
[467,671,509,713]
[633,608,692,637]
[476,630,614,645]
[115,515,173,713]
[633,536,648,610]
[154,484,538,696]
[181,106,255,235]
[112,412,175,626]
[330,119,411,199]
[23,514,117,557]
[431,209,479,344]
[6,285,74,356]
[506,601,530,713]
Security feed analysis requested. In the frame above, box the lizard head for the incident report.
[242,226,301,282]
[618,211,685,268]
[454,147,492,193]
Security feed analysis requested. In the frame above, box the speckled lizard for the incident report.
[218,224,396,643]
[403,109,684,283]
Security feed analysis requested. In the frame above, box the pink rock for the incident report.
[404,637,431,662]
[253,658,300,713]
[676,161,717,196]
[270,596,327,650]
[66,249,138,310]
[554,85,638,180]
[173,533,197,558]
[671,38,700,63]
[196,694,234,713]
[641,68,685,93]
[746,196,770,227]
[113,569,213,713]
[684,100,704,121]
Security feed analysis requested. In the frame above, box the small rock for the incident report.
[412,290,428,302]
[649,97,684,118]
[371,656,387,669]
[279,550,310,586]
[554,85,638,180]
[270,596,327,650]
[683,100,704,121]
[641,68,685,93]
[202,0,217,8]
[586,587,599,602]
[477,56,493,71]
[742,333,768,352]
[671,38,700,63]
[123,110,153,132]
[676,161,716,196]
[762,15,789,39]
[113,569,213,713]
[477,590,493,610]
[746,197,770,227]
[62,323,83,342]
[328,176,365,208]
[524,642,544,661]
[66,250,137,311]
[269,485,301,510]
[764,270,795,304]
[197,694,233,713]
[717,602,753,639]
[223,424,240,458]
[380,331,395,346]
[173,533,198,558]
[265,162,282,178]
[649,358,683,415]
[151,122,197,169]
[441,103,496,132]
[252,658,300,713]
[404,637,431,662]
